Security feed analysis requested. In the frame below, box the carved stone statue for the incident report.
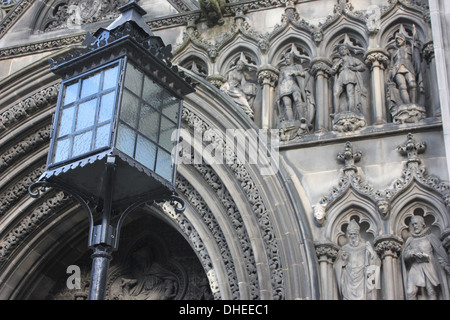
[387,25,425,124]
[199,0,227,27]
[328,35,367,132]
[276,46,315,141]
[334,219,381,300]
[402,215,450,300]
[220,53,258,120]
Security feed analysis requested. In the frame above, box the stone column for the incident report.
[315,241,340,300]
[257,65,279,130]
[428,0,450,180]
[374,234,404,300]
[423,42,441,117]
[310,58,332,133]
[365,49,390,125]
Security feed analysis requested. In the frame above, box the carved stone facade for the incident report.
[0,0,450,300]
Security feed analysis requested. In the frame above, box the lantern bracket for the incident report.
[28,177,186,251]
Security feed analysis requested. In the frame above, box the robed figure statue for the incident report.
[402,215,450,300]
[334,219,381,300]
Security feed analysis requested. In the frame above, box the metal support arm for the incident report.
[28,155,186,300]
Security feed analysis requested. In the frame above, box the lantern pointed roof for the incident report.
[103,1,154,37]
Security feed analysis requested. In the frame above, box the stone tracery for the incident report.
[313,133,450,299]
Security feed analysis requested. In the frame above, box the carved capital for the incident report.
[374,235,403,259]
[257,65,279,87]
[314,241,340,263]
[310,58,332,78]
[364,49,389,70]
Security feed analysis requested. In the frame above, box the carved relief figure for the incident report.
[44,0,131,31]
[328,35,367,132]
[402,215,450,300]
[334,219,381,300]
[110,248,179,300]
[387,25,425,123]
[276,45,315,141]
[220,53,258,120]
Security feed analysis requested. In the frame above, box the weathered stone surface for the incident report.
[0,0,449,301]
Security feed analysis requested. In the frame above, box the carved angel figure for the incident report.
[220,53,258,119]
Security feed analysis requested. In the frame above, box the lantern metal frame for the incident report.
[28,1,194,300]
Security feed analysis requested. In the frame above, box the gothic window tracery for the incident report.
[181,58,208,78]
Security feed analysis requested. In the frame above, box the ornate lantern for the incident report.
[29,1,195,300]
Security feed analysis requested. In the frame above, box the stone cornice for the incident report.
[0,33,86,61]
[0,0,433,61]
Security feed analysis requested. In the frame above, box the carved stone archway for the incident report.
[0,52,319,300]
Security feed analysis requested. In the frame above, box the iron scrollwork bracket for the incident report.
[28,179,186,251]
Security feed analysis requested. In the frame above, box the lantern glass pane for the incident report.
[120,90,140,129]
[161,98,179,122]
[95,123,111,149]
[114,61,182,184]
[50,61,121,166]
[80,73,101,98]
[135,135,157,170]
[76,98,97,130]
[139,103,160,142]
[116,123,136,157]
[124,63,143,97]
[99,92,116,123]
[103,65,120,90]
[58,106,75,137]
[63,82,79,105]
[155,148,173,182]
[53,137,71,163]
[159,117,176,151]
[142,76,161,106]
[72,130,93,157]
